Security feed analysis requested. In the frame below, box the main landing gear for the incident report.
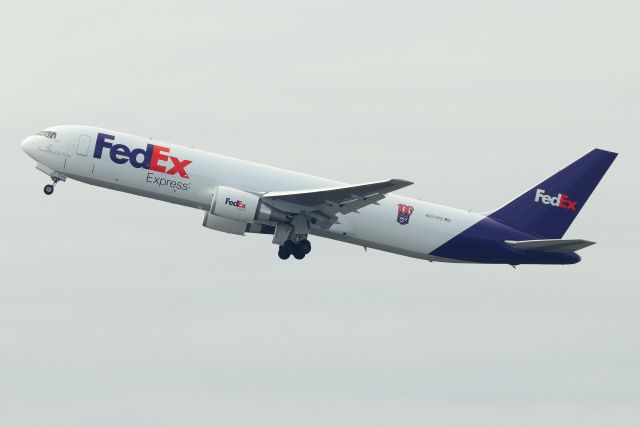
[43,177,61,196]
[278,239,312,260]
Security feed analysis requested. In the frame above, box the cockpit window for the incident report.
[37,131,57,139]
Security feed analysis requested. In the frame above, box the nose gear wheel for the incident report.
[43,177,61,196]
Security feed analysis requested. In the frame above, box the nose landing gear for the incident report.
[43,177,61,196]
[278,238,312,260]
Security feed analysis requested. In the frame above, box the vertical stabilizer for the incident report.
[488,149,617,238]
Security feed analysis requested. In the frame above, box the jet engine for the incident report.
[202,186,287,235]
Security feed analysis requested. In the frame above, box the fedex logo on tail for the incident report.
[94,133,192,178]
[534,189,577,211]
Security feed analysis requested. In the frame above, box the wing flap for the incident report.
[505,239,595,253]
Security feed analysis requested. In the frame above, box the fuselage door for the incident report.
[77,134,92,156]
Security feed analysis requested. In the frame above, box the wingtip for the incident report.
[391,178,414,187]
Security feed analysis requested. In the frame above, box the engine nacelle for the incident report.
[202,186,287,235]
[202,213,248,235]
[211,186,261,223]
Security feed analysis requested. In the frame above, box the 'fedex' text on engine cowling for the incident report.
[225,198,247,208]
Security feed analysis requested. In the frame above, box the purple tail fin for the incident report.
[488,148,617,238]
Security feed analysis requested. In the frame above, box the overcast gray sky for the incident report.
[1,1,639,426]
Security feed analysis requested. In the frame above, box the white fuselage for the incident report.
[22,125,485,261]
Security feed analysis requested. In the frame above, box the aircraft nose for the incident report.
[21,136,37,156]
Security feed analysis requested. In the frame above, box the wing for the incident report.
[261,179,413,226]
[505,239,595,253]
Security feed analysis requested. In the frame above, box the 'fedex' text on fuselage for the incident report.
[93,133,192,178]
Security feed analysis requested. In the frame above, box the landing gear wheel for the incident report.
[278,246,291,260]
[278,239,309,260]
[298,239,311,254]
[283,240,296,255]
[293,247,306,260]
[43,184,54,195]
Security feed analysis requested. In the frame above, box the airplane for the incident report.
[21,125,617,265]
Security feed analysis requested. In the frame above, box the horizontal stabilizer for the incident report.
[505,239,595,253]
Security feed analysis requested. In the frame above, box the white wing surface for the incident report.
[261,179,413,225]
